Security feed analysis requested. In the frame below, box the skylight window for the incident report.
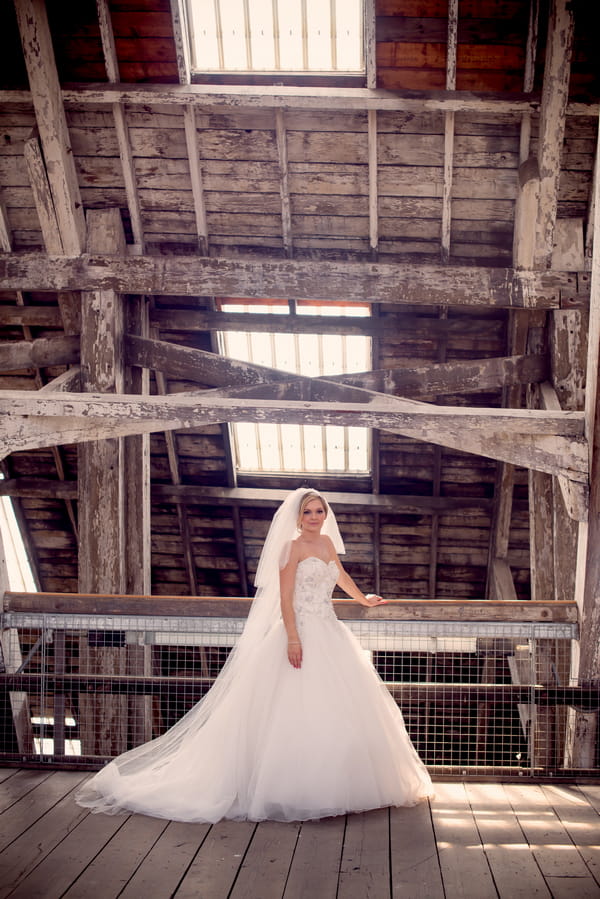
[187,0,364,75]
[219,302,371,474]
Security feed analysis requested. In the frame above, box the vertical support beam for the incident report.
[566,106,600,767]
[368,109,378,258]
[14,0,86,254]
[123,294,152,744]
[275,109,293,258]
[0,520,34,755]
[184,105,209,256]
[534,0,574,268]
[78,208,127,756]
[364,0,377,90]
[440,0,458,263]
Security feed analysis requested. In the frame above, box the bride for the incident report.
[76,488,433,822]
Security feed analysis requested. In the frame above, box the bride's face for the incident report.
[300,499,326,534]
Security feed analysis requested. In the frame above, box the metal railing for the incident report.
[1,592,597,779]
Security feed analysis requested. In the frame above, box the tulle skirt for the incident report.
[76,615,434,822]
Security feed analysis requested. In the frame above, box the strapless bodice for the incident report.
[293,557,338,621]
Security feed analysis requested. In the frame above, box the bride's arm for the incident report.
[280,548,303,668]
[326,537,386,607]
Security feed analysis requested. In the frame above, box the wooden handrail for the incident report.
[2,592,579,622]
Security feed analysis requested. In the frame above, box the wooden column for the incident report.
[570,114,600,766]
[123,295,153,745]
[78,208,127,756]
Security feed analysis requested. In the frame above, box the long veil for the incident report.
[76,488,344,812]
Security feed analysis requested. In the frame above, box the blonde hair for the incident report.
[297,491,328,529]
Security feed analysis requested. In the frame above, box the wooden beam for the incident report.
[491,558,518,602]
[0,253,581,308]
[0,306,62,328]
[3,592,578,623]
[539,380,588,520]
[535,0,574,268]
[368,108,378,256]
[23,135,81,334]
[78,208,128,757]
[0,390,587,481]
[183,105,209,255]
[275,109,293,258]
[96,0,145,250]
[78,209,127,593]
[330,354,549,398]
[0,82,589,116]
[14,0,85,254]
[0,335,79,372]
[0,479,493,515]
[149,308,504,337]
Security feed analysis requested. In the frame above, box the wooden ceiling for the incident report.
[0,0,598,611]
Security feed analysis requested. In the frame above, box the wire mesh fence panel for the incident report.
[0,609,597,778]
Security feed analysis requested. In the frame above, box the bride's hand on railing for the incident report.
[363,594,387,606]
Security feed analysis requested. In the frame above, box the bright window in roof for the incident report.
[219,301,371,474]
[187,0,364,75]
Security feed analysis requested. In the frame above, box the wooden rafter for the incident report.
[535,0,574,268]
[1,84,595,117]
[0,390,587,484]
[0,254,583,308]
[14,0,85,254]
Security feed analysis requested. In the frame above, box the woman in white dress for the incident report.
[75,488,433,822]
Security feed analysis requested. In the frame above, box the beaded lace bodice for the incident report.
[293,557,339,622]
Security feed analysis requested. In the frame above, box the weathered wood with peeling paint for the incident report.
[0,389,587,481]
[13,0,85,255]
[78,208,127,757]
[2,591,578,623]
[0,335,79,371]
[534,0,574,268]
[0,253,581,308]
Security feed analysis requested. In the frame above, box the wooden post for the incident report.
[124,295,153,745]
[78,208,128,756]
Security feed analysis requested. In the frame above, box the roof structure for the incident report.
[0,0,599,693]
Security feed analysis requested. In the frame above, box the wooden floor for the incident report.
[0,769,599,898]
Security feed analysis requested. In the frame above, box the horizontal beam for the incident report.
[0,479,493,514]
[0,335,79,371]
[331,354,549,398]
[0,389,584,436]
[0,390,587,480]
[3,591,578,622]
[0,83,596,115]
[0,253,581,309]
[5,676,595,706]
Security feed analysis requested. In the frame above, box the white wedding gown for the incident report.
[76,557,433,822]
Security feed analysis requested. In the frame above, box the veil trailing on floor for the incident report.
[76,487,344,813]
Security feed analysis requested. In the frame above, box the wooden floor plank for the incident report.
[0,767,54,813]
[228,820,300,899]
[7,810,125,899]
[464,782,551,899]
[120,820,210,898]
[390,800,444,898]
[283,816,345,899]
[541,784,600,888]
[504,782,600,896]
[0,775,598,899]
[338,808,391,899]
[174,820,256,899]
[0,770,85,854]
[0,768,20,784]
[578,784,600,816]
[430,782,497,899]
[63,813,169,898]
[0,772,88,898]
